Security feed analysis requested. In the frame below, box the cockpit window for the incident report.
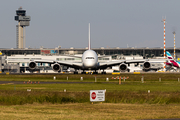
[86,57,94,59]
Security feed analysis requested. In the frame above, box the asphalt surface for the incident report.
[0,81,95,85]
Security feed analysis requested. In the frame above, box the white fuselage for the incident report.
[82,50,98,70]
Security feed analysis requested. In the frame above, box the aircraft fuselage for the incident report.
[82,50,98,70]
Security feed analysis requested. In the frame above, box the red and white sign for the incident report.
[90,90,105,102]
[91,92,96,100]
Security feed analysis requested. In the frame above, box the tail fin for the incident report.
[166,51,180,68]
[166,51,173,59]
[88,23,91,50]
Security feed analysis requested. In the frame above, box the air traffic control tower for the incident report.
[15,7,30,49]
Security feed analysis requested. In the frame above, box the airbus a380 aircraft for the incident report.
[29,23,152,74]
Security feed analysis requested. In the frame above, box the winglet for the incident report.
[88,23,91,50]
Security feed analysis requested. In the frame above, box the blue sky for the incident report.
[0,0,179,49]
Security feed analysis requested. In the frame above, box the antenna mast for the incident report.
[162,16,166,71]
[88,23,90,50]
[173,31,176,60]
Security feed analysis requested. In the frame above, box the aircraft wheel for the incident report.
[74,72,78,74]
[93,72,98,74]
[101,72,106,74]
[81,72,86,74]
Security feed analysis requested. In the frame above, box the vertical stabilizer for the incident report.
[88,23,91,50]
[166,51,173,59]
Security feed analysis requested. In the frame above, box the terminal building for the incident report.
[1,47,180,58]
[1,47,177,73]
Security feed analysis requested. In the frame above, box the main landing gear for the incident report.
[80,70,98,74]
[93,70,98,74]
[81,70,86,74]
[74,71,78,74]
[101,70,106,74]
[74,69,78,74]
[77,70,106,74]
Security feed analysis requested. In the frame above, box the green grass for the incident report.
[1,74,180,119]
[0,81,180,105]
[1,80,180,92]
[0,73,180,105]
[0,90,180,105]
[1,73,180,82]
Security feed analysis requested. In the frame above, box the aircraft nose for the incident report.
[84,61,96,68]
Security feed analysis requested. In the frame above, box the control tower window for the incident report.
[86,57,94,59]
[16,10,26,16]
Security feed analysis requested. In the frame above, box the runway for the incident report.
[0,81,95,85]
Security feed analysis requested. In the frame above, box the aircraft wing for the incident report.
[31,59,82,69]
[98,54,118,58]
[58,54,82,58]
[98,59,147,69]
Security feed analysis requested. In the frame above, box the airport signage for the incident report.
[50,50,58,54]
[41,50,58,54]
[90,90,105,102]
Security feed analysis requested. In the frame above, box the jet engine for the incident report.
[29,61,36,69]
[143,62,151,69]
[52,63,61,72]
[119,63,127,72]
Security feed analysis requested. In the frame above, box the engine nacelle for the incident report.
[143,62,151,69]
[119,63,127,72]
[29,61,36,69]
[52,63,61,72]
